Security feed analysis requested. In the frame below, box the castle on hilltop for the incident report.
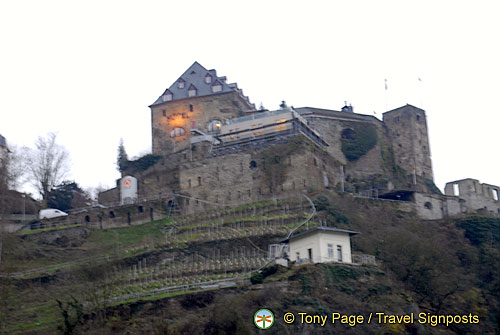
[98,62,500,219]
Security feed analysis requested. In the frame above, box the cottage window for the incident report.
[337,245,342,262]
[328,244,333,258]
[178,79,185,89]
[162,93,172,102]
[205,74,212,84]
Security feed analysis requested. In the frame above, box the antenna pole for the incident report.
[384,78,388,111]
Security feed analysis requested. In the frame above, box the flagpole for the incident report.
[418,77,423,109]
[384,78,388,111]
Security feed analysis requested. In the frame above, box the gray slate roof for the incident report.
[295,107,379,123]
[151,61,254,109]
[282,226,360,243]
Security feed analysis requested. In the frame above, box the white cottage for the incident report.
[284,226,359,264]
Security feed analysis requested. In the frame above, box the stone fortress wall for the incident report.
[98,62,499,220]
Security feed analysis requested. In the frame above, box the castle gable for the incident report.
[151,61,254,108]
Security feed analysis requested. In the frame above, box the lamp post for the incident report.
[22,193,26,222]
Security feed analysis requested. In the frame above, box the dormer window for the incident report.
[205,74,212,84]
[212,80,222,93]
[162,90,173,102]
[177,79,185,89]
[188,84,197,97]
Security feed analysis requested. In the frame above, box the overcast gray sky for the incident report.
[1,0,499,197]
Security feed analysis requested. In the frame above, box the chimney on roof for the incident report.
[341,103,354,113]
[280,100,287,109]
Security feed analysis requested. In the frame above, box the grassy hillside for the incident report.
[0,192,498,334]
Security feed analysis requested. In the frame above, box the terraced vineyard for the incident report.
[0,195,317,334]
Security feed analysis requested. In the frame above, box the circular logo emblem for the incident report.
[254,309,274,330]
[124,178,131,188]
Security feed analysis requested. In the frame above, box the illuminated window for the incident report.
[170,127,185,138]
[188,84,197,97]
[177,79,185,89]
[207,120,222,132]
[205,74,212,84]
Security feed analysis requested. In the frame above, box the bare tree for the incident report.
[0,142,27,214]
[25,133,70,204]
[5,145,26,190]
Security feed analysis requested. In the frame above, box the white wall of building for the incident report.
[288,230,353,264]
[120,175,138,205]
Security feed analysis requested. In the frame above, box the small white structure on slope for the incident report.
[284,226,359,264]
[120,175,138,205]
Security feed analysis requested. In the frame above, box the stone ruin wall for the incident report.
[382,106,434,182]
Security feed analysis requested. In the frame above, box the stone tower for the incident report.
[149,62,255,154]
[382,104,434,182]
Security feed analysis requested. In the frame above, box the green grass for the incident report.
[232,199,283,212]
[176,213,301,232]
[87,217,173,249]
[17,224,83,236]
[6,301,60,334]
[110,288,211,307]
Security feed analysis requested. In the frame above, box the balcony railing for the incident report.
[351,254,377,265]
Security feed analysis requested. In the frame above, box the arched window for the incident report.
[207,120,222,133]
[170,127,185,138]
[341,128,356,140]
